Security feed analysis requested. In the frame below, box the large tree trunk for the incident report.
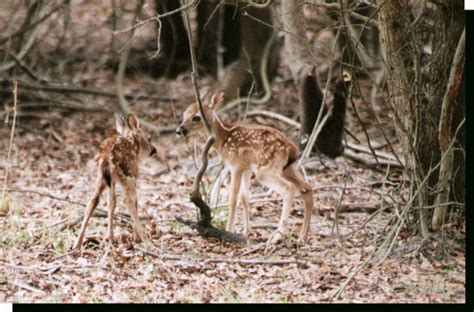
[151,0,192,77]
[220,5,279,99]
[280,0,347,158]
[378,0,464,237]
[196,2,241,77]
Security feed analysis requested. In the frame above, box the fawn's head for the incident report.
[115,113,157,157]
[176,91,224,137]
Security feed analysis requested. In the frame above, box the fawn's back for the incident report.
[96,134,140,184]
[218,124,300,170]
[95,114,156,185]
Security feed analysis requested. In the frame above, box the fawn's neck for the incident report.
[207,110,229,150]
[124,134,140,158]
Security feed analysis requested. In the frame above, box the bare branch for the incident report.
[0,48,46,82]
[1,81,18,211]
[0,78,175,101]
[177,0,245,244]
[0,2,63,45]
[431,28,465,230]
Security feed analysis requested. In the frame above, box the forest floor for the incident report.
[0,71,465,303]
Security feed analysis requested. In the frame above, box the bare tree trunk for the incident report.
[280,0,347,158]
[152,0,191,77]
[378,0,464,237]
[220,5,279,99]
[196,2,241,77]
[431,29,465,230]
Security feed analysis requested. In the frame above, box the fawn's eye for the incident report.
[192,115,201,122]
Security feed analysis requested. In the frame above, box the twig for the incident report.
[246,110,300,128]
[18,101,113,113]
[0,3,63,45]
[204,257,303,265]
[247,110,401,165]
[311,0,378,27]
[0,48,46,82]
[0,78,176,101]
[331,171,350,242]
[178,0,247,244]
[188,137,215,225]
[218,28,277,112]
[247,0,273,8]
[342,208,382,238]
[2,188,149,226]
[138,246,305,266]
[431,28,465,230]
[347,87,381,167]
[182,0,211,135]
[343,149,402,169]
[1,81,18,211]
[115,0,168,135]
[346,142,402,164]
[331,120,465,301]
[10,279,46,296]
[114,0,198,35]
[339,0,376,70]
[175,215,247,244]
[4,188,86,207]
[298,13,342,164]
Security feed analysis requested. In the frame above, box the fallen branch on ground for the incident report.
[1,81,18,211]
[0,78,176,101]
[343,149,402,169]
[10,279,46,296]
[175,216,247,244]
[137,246,306,266]
[3,188,150,230]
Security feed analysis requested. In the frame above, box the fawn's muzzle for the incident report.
[176,126,188,137]
[150,145,157,156]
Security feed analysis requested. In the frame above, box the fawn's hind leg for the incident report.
[106,181,116,243]
[257,169,296,246]
[72,172,107,250]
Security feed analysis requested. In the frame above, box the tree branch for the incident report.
[0,78,175,101]
[178,0,246,244]
[0,2,64,45]
[431,28,465,230]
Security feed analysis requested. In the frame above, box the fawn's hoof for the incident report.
[267,230,284,245]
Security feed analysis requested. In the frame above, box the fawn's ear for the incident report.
[114,113,127,135]
[200,87,211,103]
[209,91,224,109]
[127,113,140,130]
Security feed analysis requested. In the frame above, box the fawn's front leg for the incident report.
[238,171,252,236]
[274,175,295,244]
[122,179,151,246]
[226,166,244,233]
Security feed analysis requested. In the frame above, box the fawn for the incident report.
[176,92,314,244]
[72,113,157,250]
